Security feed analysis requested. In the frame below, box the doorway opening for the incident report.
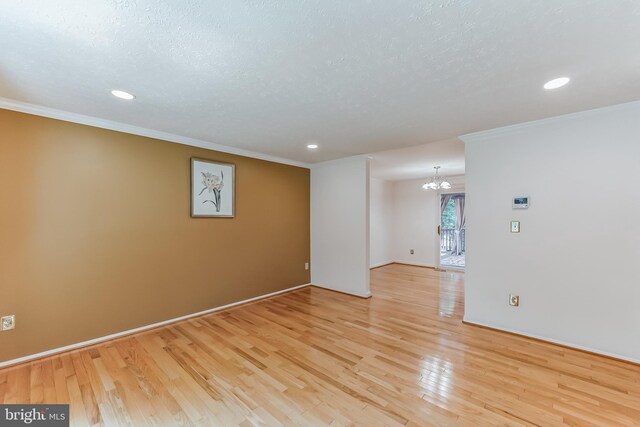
[440,193,465,269]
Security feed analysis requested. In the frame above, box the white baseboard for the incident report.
[464,317,640,365]
[370,261,443,270]
[393,261,436,269]
[369,261,394,268]
[0,283,310,368]
[311,284,371,298]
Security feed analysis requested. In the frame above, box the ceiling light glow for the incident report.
[543,77,570,90]
[111,89,135,100]
[307,144,318,149]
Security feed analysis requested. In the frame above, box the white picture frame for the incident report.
[191,158,235,218]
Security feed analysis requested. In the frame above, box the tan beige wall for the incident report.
[0,109,310,362]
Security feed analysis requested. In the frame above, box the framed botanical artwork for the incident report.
[191,158,235,217]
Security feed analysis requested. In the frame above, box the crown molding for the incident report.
[310,153,370,169]
[390,173,465,183]
[0,97,310,169]
[460,99,640,145]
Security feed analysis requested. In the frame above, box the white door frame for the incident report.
[435,185,466,271]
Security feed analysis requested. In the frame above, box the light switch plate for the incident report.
[510,221,520,233]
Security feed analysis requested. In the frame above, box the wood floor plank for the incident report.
[2,264,640,426]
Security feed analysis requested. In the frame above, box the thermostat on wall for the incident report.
[512,196,529,209]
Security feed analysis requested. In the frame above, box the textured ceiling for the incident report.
[370,138,464,181]
[2,1,640,163]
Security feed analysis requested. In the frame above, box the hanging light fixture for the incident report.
[422,166,451,190]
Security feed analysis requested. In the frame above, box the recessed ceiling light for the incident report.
[307,144,318,149]
[543,77,570,90]
[111,89,135,100]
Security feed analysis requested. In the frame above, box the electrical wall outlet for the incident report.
[304,262,309,270]
[1,315,15,331]
[510,221,521,233]
[410,249,414,254]
[509,294,520,307]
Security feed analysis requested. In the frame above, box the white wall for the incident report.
[463,101,640,362]
[369,178,394,267]
[311,156,370,297]
[391,176,465,268]
[392,179,439,267]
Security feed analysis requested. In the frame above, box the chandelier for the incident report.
[422,166,451,190]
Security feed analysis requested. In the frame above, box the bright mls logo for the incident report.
[0,405,69,426]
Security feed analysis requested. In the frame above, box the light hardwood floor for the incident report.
[2,264,640,426]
